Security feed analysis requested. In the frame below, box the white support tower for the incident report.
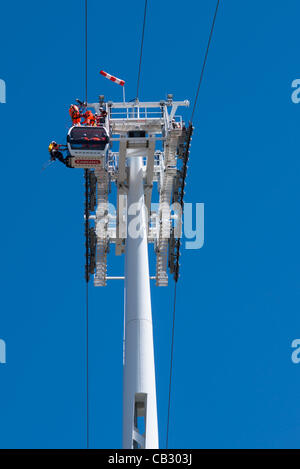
[123,155,158,449]
[67,95,192,448]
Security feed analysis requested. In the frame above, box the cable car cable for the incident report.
[136,0,148,100]
[190,0,220,122]
[84,0,89,449]
[166,1,220,448]
[85,0,88,104]
[84,168,90,450]
[166,281,177,449]
[86,281,89,449]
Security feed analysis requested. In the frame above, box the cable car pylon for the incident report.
[50,94,193,448]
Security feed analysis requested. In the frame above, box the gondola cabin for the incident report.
[67,125,109,168]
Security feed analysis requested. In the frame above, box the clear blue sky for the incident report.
[0,0,300,449]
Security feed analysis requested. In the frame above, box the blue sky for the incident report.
[1,0,300,449]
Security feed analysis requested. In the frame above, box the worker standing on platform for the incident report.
[82,110,95,126]
[95,108,107,125]
[69,104,82,125]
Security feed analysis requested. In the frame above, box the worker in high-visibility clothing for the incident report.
[69,104,81,125]
[48,141,67,164]
[82,110,95,126]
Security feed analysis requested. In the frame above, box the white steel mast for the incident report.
[123,155,158,449]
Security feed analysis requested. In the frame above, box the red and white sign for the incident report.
[100,70,125,86]
[74,159,101,165]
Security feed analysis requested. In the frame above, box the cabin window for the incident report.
[68,126,108,151]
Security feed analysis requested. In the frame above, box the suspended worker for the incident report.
[48,141,67,164]
[82,109,95,126]
[69,104,81,125]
